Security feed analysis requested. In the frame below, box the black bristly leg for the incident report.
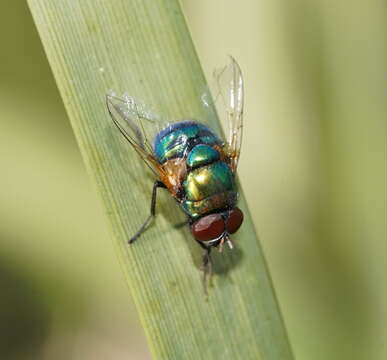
[128,180,166,244]
[174,219,189,229]
[200,246,212,295]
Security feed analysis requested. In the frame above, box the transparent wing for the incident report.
[106,92,166,177]
[213,56,244,172]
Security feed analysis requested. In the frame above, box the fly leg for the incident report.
[129,181,166,244]
[201,247,213,295]
[174,219,189,229]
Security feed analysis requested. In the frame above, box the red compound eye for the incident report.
[226,207,244,234]
[191,214,225,242]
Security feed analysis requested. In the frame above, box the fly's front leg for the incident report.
[202,247,212,296]
[196,242,212,295]
[129,180,166,244]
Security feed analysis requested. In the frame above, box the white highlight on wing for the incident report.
[214,56,244,172]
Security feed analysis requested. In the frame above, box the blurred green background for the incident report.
[1,1,386,359]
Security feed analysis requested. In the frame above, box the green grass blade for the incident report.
[27,1,293,359]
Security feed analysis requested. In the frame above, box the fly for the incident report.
[106,57,244,289]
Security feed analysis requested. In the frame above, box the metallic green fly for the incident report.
[106,57,244,286]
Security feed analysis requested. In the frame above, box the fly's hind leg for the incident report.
[129,180,166,244]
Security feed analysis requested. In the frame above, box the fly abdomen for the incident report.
[153,120,222,163]
[153,120,237,219]
[186,144,220,168]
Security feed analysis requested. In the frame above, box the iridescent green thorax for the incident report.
[183,162,234,201]
[182,191,237,219]
[154,121,237,219]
